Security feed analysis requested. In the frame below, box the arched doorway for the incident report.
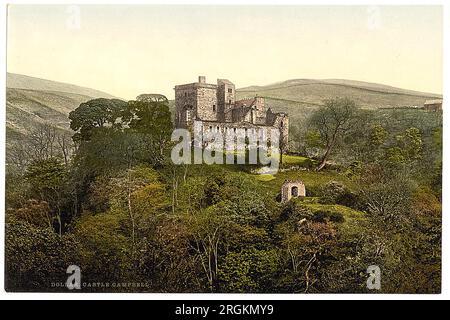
[291,186,298,197]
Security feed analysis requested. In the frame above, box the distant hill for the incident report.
[6,73,119,141]
[236,79,442,122]
[7,73,117,99]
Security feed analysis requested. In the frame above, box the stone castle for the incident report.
[174,76,289,150]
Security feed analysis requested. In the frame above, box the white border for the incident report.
[0,0,448,300]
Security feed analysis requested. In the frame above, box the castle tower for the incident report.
[217,79,235,122]
[174,76,218,128]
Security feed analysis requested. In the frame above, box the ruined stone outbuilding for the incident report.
[281,179,306,203]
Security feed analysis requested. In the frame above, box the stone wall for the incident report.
[174,84,198,128]
[196,86,218,122]
[194,120,278,151]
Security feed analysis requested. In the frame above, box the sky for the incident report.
[7,5,443,99]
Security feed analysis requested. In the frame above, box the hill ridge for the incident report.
[7,72,119,100]
[238,78,442,98]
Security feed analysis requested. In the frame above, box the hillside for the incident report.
[236,79,442,122]
[7,73,117,99]
[6,73,118,140]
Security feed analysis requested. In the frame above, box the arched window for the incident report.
[291,186,298,197]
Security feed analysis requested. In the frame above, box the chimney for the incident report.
[198,76,206,83]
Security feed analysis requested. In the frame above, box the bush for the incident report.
[311,210,345,223]
[320,181,359,208]
[5,219,81,292]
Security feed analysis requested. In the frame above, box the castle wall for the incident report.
[194,120,275,151]
[196,86,218,122]
[175,84,198,128]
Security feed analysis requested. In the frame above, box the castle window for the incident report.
[229,100,232,104]
[228,88,233,93]
[217,126,220,132]
[213,105,216,112]
[184,92,187,97]
[233,128,236,133]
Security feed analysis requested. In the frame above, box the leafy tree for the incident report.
[72,211,131,287]
[218,249,278,292]
[8,199,53,229]
[69,98,127,141]
[122,99,173,165]
[25,158,68,235]
[277,218,337,293]
[397,127,423,160]
[5,218,81,291]
[104,165,169,258]
[370,124,388,147]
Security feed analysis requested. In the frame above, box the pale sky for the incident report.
[7,5,443,99]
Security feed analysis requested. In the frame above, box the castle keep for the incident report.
[174,76,289,150]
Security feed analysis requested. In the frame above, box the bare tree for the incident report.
[309,98,360,171]
[7,123,75,169]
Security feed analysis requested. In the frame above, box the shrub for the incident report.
[320,181,359,208]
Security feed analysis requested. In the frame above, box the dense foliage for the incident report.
[5,97,442,293]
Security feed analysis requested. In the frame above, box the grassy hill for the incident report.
[236,79,442,123]
[7,73,117,99]
[6,73,118,139]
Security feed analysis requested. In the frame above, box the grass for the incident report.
[251,169,356,197]
[292,199,367,231]
[301,203,365,220]
[281,154,313,166]
[255,174,275,182]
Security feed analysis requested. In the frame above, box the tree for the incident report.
[396,127,423,161]
[370,124,388,147]
[7,123,75,170]
[309,98,360,171]
[8,199,53,229]
[5,218,81,291]
[69,98,127,142]
[25,158,68,235]
[358,164,415,226]
[122,98,173,165]
[108,165,169,261]
[218,248,278,292]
